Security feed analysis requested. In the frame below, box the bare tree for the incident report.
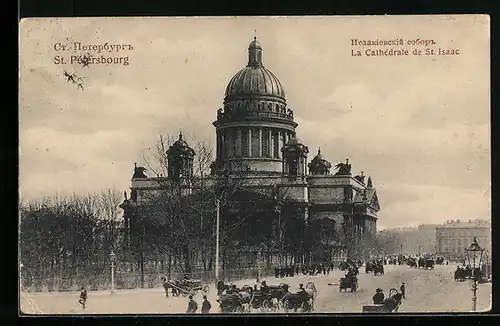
[19,189,125,292]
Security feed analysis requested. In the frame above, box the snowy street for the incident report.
[20,264,491,314]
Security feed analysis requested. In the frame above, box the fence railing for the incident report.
[19,267,277,293]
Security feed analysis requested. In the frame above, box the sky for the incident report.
[19,15,490,229]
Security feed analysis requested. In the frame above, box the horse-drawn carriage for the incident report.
[365,262,384,275]
[164,278,209,297]
[339,274,358,292]
[454,266,480,282]
[373,264,384,276]
[216,282,287,313]
[407,258,417,268]
[424,259,435,270]
[283,282,318,312]
[217,282,317,313]
[362,288,403,313]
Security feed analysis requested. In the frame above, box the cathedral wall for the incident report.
[285,185,308,202]
[308,187,344,204]
[246,159,283,173]
[131,178,164,189]
[312,210,344,230]
[364,217,377,236]
[307,175,366,191]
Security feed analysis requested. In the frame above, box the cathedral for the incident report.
[121,37,380,271]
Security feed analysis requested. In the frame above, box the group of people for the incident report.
[372,282,406,304]
[186,294,212,314]
[274,263,336,278]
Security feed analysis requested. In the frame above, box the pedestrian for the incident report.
[400,282,406,299]
[78,286,87,310]
[161,277,169,298]
[373,288,384,304]
[186,295,198,313]
[201,295,211,314]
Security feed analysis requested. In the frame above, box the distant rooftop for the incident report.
[438,219,490,228]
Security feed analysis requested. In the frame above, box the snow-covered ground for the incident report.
[20,264,491,314]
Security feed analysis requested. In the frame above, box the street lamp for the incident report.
[273,198,283,266]
[215,199,220,288]
[109,250,116,294]
[257,250,261,283]
[465,237,484,311]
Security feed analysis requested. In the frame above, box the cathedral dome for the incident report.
[224,37,286,100]
[225,66,286,99]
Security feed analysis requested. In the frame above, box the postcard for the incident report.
[19,15,491,315]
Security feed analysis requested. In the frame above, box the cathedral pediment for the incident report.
[369,190,380,211]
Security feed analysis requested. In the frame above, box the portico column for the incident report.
[269,129,273,158]
[277,130,281,158]
[236,129,242,157]
[259,129,263,157]
[248,129,252,157]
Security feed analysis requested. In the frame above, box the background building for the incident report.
[417,224,439,255]
[436,219,491,258]
[377,224,440,256]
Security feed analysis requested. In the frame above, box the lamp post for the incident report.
[257,250,261,283]
[109,250,116,294]
[274,198,283,266]
[215,199,220,287]
[465,237,484,312]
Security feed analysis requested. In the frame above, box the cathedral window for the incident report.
[289,158,298,175]
[273,131,279,158]
[223,132,230,158]
[231,130,238,157]
[241,128,249,157]
[251,128,260,157]
[262,128,269,157]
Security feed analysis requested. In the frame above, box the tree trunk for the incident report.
[167,252,172,280]
[203,242,207,271]
[183,245,191,274]
[140,251,145,288]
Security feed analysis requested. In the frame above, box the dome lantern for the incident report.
[248,36,263,67]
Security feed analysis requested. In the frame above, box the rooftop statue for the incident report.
[334,158,352,175]
[132,163,148,179]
